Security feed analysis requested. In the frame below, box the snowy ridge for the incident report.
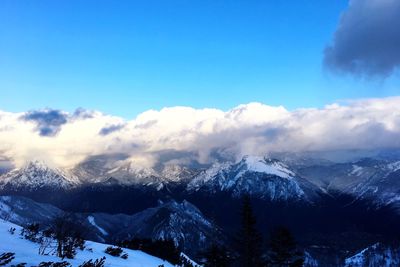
[387,161,400,172]
[0,219,175,267]
[0,158,199,191]
[0,160,79,190]
[337,159,400,209]
[187,156,312,201]
[71,156,199,189]
[344,243,400,267]
[188,156,295,190]
[241,156,295,178]
[104,161,161,186]
[161,164,197,182]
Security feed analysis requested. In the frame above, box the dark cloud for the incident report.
[21,109,68,137]
[99,124,125,136]
[72,108,95,119]
[324,0,400,77]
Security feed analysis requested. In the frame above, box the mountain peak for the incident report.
[239,155,295,179]
[0,160,79,190]
[187,155,312,201]
[23,159,53,171]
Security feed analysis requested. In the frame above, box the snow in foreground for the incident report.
[0,219,174,267]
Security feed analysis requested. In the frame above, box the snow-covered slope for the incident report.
[0,160,79,190]
[187,156,320,201]
[0,220,174,267]
[344,243,400,267]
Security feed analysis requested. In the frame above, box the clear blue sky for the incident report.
[0,0,399,118]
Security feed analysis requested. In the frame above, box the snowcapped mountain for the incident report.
[160,164,198,183]
[187,155,322,201]
[345,159,400,210]
[104,161,162,186]
[71,155,160,186]
[0,160,79,190]
[0,156,198,191]
[4,154,400,209]
[295,157,400,210]
[71,155,198,189]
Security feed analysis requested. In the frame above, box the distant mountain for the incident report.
[76,199,224,255]
[71,155,198,189]
[0,160,79,190]
[0,157,198,192]
[0,195,62,226]
[4,155,400,212]
[0,195,222,256]
[295,158,400,210]
[112,199,224,253]
[187,155,323,202]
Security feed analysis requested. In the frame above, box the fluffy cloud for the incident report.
[1,97,400,168]
[324,0,400,77]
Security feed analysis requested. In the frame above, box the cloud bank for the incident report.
[1,97,400,168]
[324,0,400,77]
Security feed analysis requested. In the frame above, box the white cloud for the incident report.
[1,97,400,168]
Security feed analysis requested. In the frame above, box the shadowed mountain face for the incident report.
[294,158,400,209]
[0,195,62,225]
[0,195,222,256]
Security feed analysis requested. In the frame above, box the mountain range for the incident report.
[2,153,400,265]
[2,155,400,209]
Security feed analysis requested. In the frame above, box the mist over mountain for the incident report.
[1,97,400,171]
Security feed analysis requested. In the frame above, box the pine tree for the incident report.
[203,244,231,267]
[236,195,263,267]
[267,226,304,267]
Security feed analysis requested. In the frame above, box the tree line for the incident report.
[202,195,305,267]
[3,197,304,267]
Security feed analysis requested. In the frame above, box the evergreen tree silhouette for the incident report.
[236,195,263,267]
[203,244,231,267]
[267,226,304,267]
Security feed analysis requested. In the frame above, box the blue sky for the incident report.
[0,0,399,118]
